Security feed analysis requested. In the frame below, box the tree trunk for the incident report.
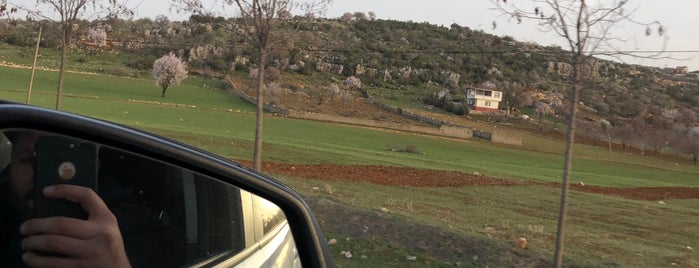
[161,86,167,97]
[55,29,69,110]
[27,26,42,104]
[553,52,583,268]
[253,49,267,171]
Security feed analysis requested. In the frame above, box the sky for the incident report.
[13,0,699,71]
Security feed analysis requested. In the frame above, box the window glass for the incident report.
[0,129,266,267]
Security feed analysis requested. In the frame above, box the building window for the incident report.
[494,92,500,98]
[485,101,492,107]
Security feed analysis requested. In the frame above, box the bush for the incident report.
[453,104,468,115]
[126,55,158,70]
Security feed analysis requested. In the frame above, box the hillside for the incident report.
[1,16,698,155]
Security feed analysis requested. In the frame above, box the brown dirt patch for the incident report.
[237,160,699,201]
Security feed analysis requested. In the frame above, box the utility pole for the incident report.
[27,26,42,104]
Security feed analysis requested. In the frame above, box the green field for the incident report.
[1,50,698,267]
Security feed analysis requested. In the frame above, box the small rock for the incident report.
[658,201,666,205]
[290,166,296,170]
[406,256,417,261]
[380,207,389,213]
[516,237,528,249]
[577,181,585,186]
[344,251,353,258]
[312,187,320,191]
[472,255,479,261]
[360,255,368,259]
[327,238,337,246]
[473,172,481,176]
[687,246,694,250]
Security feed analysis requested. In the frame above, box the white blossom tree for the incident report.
[340,12,353,23]
[87,27,107,47]
[327,83,340,100]
[153,52,188,98]
[344,76,362,90]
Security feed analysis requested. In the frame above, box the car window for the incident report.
[0,129,295,268]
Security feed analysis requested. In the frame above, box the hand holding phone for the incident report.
[33,136,97,220]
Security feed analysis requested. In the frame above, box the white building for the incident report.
[466,87,503,112]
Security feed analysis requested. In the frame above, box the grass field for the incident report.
[1,46,698,267]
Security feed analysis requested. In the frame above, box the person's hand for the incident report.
[19,185,131,268]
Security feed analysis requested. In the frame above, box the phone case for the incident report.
[34,136,97,219]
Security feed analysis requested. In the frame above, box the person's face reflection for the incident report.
[8,132,41,219]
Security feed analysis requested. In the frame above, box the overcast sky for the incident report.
[13,0,699,71]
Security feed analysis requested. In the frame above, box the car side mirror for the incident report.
[0,102,334,268]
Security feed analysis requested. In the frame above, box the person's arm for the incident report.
[19,185,131,268]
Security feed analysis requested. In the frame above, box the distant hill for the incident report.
[2,16,698,150]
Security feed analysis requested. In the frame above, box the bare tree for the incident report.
[174,0,332,171]
[265,66,281,82]
[534,101,551,131]
[327,83,340,101]
[599,119,613,151]
[153,52,188,98]
[17,0,132,110]
[491,1,664,266]
[0,1,13,16]
[669,127,699,166]
[367,11,376,21]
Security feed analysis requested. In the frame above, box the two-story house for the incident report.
[466,87,503,112]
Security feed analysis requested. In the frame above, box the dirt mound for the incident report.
[238,160,699,201]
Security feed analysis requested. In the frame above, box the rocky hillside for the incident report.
[2,16,698,148]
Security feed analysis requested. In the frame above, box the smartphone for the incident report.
[34,135,98,220]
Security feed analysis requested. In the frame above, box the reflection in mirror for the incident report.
[0,129,300,267]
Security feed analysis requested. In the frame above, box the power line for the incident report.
[301,49,699,54]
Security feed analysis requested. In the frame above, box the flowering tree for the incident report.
[344,76,362,90]
[249,68,259,79]
[340,12,353,23]
[87,28,107,47]
[153,53,188,98]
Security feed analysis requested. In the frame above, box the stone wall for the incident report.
[364,92,457,127]
[474,130,522,146]
[288,110,473,139]
[224,78,290,115]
